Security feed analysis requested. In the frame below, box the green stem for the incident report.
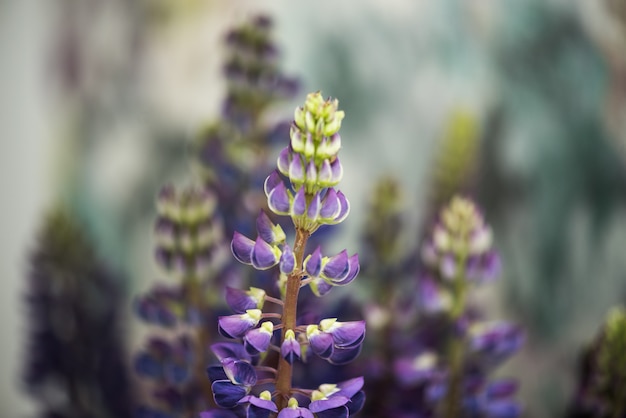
[442,253,468,418]
[275,228,310,411]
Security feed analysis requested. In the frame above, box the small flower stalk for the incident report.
[409,196,522,418]
[135,185,228,416]
[204,92,365,417]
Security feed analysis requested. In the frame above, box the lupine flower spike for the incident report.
[204,92,365,416]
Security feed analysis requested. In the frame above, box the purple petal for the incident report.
[483,400,521,418]
[244,326,273,355]
[309,396,350,413]
[322,250,349,280]
[251,237,279,270]
[200,410,239,418]
[305,160,317,186]
[280,244,296,275]
[333,191,350,223]
[211,380,247,408]
[318,159,333,185]
[225,287,258,313]
[264,171,282,196]
[419,274,449,313]
[440,254,457,280]
[304,247,323,277]
[277,147,291,176]
[289,155,305,184]
[244,395,278,413]
[328,321,366,348]
[210,342,251,362]
[328,344,361,365]
[487,379,518,399]
[320,189,341,219]
[307,192,321,220]
[330,158,343,184]
[336,377,365,399]
[308,329,334,359]
[218,313,259,339]
[292,187,306,217]
[267,182,291,215]
[277,407,314,418]
[331,254,359,286]
[256,211,284,244]
[231,232,255,265]
[310,278,333,297]
[281,334,301,364]
[221,357,257,386]
[482,250,502,282]
[346,391,365,415]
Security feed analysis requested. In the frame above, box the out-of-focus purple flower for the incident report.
[277,399,314,418]
[394,352,441,387]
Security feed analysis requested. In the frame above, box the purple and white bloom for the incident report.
[277,398,314,418]
[418,274,452,313]
[218,309,262,339]
[468,321,524,366]
[393,352,441,387]
[207,357,257,408]
[304,248,360,296]
[225,287,266,313]
[239,391,278,418]
[210,342,251,363]
[309,377,365,417]
[319,318,366,348]
[279,244,296,275]
[281,329,301,364]
[306,320,365,364]
[243,321,274,355]
[231,232,281,270]
[256,211,286,245]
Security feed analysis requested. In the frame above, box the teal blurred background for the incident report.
[2,0,626,416]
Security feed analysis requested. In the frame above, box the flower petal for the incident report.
[320,189,341,220]
[322,250,349,280]
[291,187,306,217]
[212,380,248,408]
[280,244,296,275]
[251,237,280,270]
[277,147,291,176]
[267,182,291,215]
[232,232,255,265]
[304,247,323,277]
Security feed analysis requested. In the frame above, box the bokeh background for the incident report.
[2,0,626,416]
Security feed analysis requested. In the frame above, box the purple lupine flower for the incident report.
[225,286,266,313]
[304,248,360,296]
[309,377,366,417]
[468,321,524,366]
[218,309,262,339]
[393,352,441,387]
[208,358,257,408]
[279,244,296,275]
[277,399,314,418]
[281,329,301,364]
[243,321,274,355]
[239,391,278,418]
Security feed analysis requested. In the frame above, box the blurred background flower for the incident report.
[2,0,626,416]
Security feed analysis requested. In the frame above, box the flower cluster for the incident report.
[203,92,365,417]
[393,197,523,418]
[196,15,298,243]
[154,185,224,280]
[23,210,132,418]
[135,185,226,417]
